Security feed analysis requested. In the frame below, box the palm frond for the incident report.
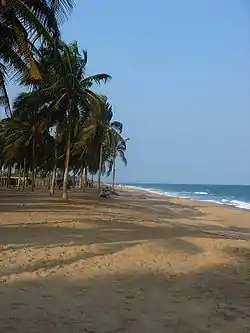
[0,62,11,117]
[81,74,112,86]
[111,121,123,133]
[118,149,128,166]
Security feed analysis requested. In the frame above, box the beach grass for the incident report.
[0,187,250,332]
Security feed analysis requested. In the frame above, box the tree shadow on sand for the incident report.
[1,187,250,331]
[1,215,250,277]
[0,188,206,222]
[0,246,250,333]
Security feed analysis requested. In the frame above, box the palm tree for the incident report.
[75,95,124,192]
[0,5,131,197]
[49,125,60,195]
[57,43,110,201]
[107,136,128,191]
[0,92,49,191]
[0,0,74,112]
[24,41,111,200]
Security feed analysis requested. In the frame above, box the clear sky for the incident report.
[4,0,250,185]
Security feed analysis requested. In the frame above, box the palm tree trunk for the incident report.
[62,128,71,201]
[47,172,51,190]
[31,137,36,192]
[78,168,83,189]
[22,158,26,191]
[31,170,35,191]
[17,163,22,190]
[0,161,2,187]
[97,143,103,192]
[73,170,77,188]
[50,165,57,196]
[84,166,88,191]
[7,163,11,188]
[112,156,116,191]
[50,141,58,196]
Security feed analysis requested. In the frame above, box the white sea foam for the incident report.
[194,191,208,195]
[221,199,250,210]
[124,185,194,200]
[122,185,250,210]
[124,185,167,196]
[201,199,224,205]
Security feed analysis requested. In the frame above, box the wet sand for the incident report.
[0,187,250,332]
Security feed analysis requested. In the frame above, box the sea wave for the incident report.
[124,185,168,196]
[122,185,250,210]
[194,191,208,195]
[220,199,250,210]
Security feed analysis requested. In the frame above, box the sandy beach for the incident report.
[0,187,250,332]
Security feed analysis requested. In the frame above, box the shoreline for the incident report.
[1,187,250,332]
[117,184,250,212]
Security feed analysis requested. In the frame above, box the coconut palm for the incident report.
[107,136,128,191]
[23,41,111,200]
[55,43,110,200]
[0,13,129,198]
[0,0,74,113]
[74,95,125,192]
[0,92,50,190]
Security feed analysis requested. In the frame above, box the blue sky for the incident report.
[4,0,250,185]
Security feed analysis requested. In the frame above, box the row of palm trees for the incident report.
[0,1,128,201]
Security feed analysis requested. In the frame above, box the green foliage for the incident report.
[0,35,128,199]
[0,0,74,113]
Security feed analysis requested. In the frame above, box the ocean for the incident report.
[121,183,250,210]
